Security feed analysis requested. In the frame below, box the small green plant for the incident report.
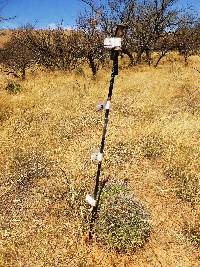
[5,81,22,94]
[95,180,150,252]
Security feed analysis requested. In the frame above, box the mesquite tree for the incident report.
[22,27,80,71]
[81,0,136,65]
[130,0,179,65]
[154,32,176,67]
[0,30,36,79]
[175,21,200,64]
[80,0,198,66]
[76,11,107,76]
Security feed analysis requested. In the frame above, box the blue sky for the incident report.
[0,0,199,29]
[0,0,86,29]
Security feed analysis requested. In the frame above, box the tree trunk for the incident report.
[122,48,134,66]
[88,54,97,76]
[136,49,144,64]
[21,65,26,80]
[154,51,166,68]
[145,48,152,66]
[184,53,188,66]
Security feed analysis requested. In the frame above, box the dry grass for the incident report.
[0,29,12,48]
[0,55,200,266]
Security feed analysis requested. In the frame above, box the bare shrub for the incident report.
[175,21,200,64]
[154,32,176,67]
[76,11,107,76]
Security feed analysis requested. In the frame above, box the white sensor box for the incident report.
[104,37,121,49]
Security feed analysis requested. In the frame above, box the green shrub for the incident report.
[5,81,22,94]
[95,180,150,252]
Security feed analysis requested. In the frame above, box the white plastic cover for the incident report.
[91,151,103,162]
[105,101,111,110]
[86,194,96,207]
[104,37,121,49]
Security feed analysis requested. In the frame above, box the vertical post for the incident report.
[87,24,126,241]
[88,49,119,240]
[94,49,119,198]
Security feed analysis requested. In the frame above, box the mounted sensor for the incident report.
[104,37,121,49]
[91,151,103,162]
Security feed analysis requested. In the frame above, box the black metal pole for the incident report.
[94,49,119,199]
[88,49,119,240]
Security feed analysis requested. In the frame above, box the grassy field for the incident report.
[0,55,199,266]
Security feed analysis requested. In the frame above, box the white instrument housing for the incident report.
[104,37,122,49]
